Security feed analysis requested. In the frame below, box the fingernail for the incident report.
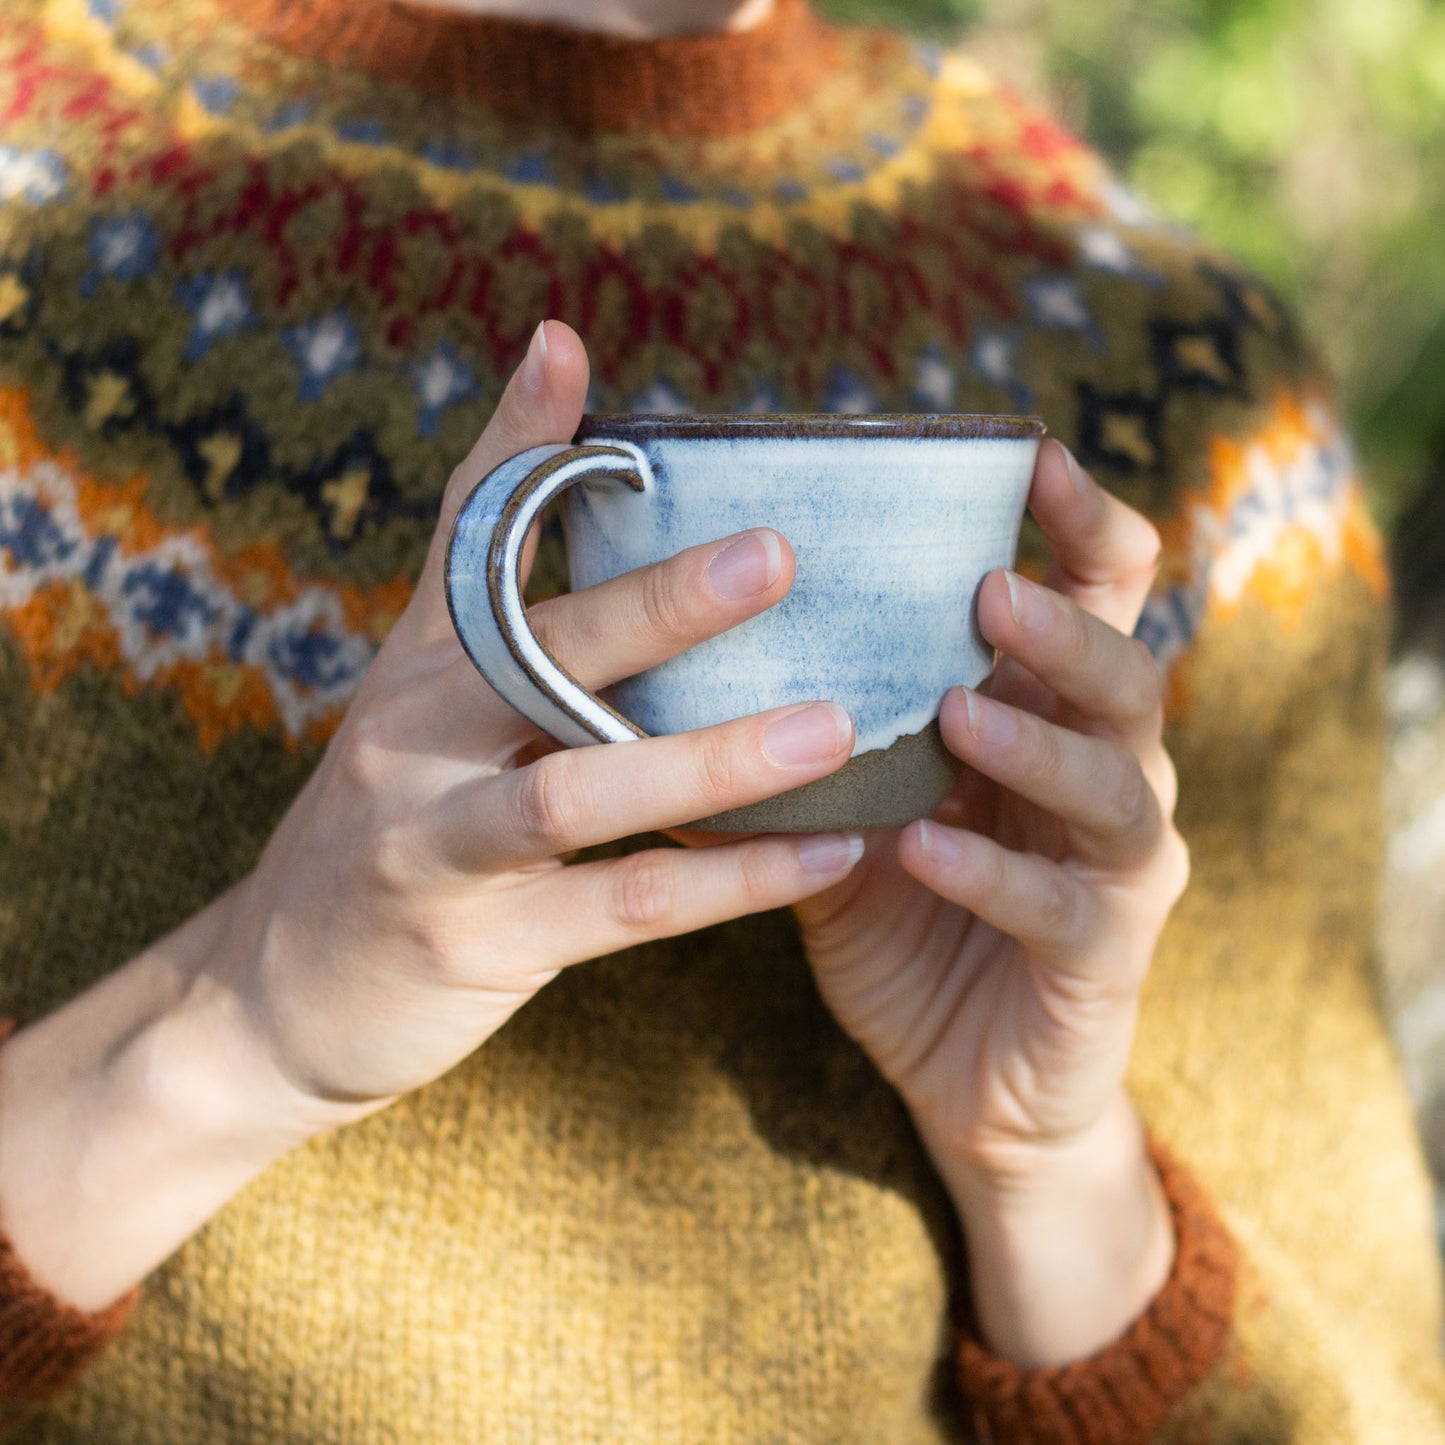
[707,529,782,600]
[519,320,548,393]
[962,687,1018,745]
[798,833,866,874]
[763,702,852,767]
[917,818,965,864]
[1004,570,1050,631]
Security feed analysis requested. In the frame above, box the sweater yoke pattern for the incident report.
[0,0,1383,752]
[0,0,1430,1441]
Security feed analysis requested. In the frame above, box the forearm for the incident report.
[922,1091,1175,1369]
[0,886,325,1314]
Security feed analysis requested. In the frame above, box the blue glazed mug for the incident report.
[445,413,1044,832]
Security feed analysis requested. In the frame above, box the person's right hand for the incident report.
[0,321,863,1318]
[202,320,863,1127]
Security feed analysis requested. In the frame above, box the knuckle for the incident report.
[524,595,575,661]
[1034,866,1080,945]
[1112,948,1155,998]
[400,912,470,987]
[1161,828,1192,904]
[444,460,471,503]
[1110,754,1158,838]
[1135,517,1164,568]
[1152,750,1180,815]
[333,708,397,795]
[1058,598,1092,660]
[513,754,582,851]
[1120,638,1165,722]
[1025,715,1068,788]
[735,843,782,903]
[440,461,485,529]
[611,854,678,932]
[439,464,467,518]
[367,820,424,895]
[328,708,437,893]
[693,728,745,807]
[485,398,534,462]
[975,840,1009,900]
[636,559,696,645]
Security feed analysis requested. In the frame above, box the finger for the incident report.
[383,528,797,760]
[976,569,1165,747]
[530,832,865,964]
[439,320,590,533]
[1029,439,1162,634]
[355,521,795,761]
[429,700,855,870]
[898,820,1104,971]
[981,656,1059,724]
[390,525,797,762]
[937,686,1164,869]
[402,319,592,645]
[517,516,544,597]
[528,527,795,692]
[971,658,1173,825]
[383,515,546,687]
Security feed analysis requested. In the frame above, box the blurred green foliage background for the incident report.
[816,0,1445,533]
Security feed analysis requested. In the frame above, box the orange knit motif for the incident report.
[0,387,413,751]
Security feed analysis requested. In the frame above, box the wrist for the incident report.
[921,1093,1175,1369]
[126,915,341,1163]
[0,888,330,1313]
[922,1088,1148,1212]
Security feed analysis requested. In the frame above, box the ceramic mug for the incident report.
[445,413,1044,832]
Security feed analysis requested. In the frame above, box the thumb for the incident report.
[440,319,590,535]
[410,320,590,639]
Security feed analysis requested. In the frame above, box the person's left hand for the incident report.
[792,439,1190,1367]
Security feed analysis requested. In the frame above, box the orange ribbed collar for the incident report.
[208,0,840,137]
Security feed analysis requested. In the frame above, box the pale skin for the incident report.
[0,321,1181,1370]
[406,0,776,39]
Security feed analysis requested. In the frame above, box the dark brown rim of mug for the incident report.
[574,413,1046,442]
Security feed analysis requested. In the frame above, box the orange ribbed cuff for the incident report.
[956,1138,1239,1445]
[0,1021,139,1403]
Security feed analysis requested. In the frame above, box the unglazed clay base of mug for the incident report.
[694,719,956,832]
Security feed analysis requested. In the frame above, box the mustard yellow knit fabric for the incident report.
[0,0,1440,1437]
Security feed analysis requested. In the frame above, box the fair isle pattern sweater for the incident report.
[0,0,1441,1439]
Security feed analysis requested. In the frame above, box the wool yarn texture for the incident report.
[0,0,1440,1439]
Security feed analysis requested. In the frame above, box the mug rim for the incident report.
[575,412,1046,442]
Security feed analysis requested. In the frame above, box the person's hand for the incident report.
[792,439,1188,1366]
[0,321,870,1315]
[204,320,867,1121]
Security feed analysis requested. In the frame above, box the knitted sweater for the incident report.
[0,0,1440,1439]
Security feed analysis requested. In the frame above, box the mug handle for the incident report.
[445,442,652,748]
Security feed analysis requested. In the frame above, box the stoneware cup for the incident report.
[445,413,1044,832]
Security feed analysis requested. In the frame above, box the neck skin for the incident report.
[399,0,775,39]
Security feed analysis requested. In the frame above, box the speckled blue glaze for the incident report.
[562,420,1041,756]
